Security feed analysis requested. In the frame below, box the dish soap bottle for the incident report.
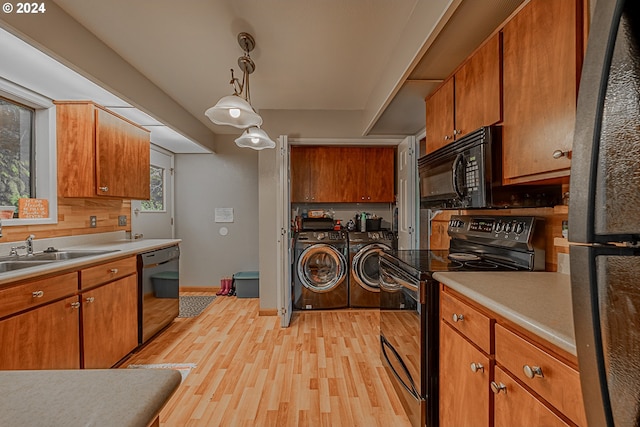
[360,212,367,232]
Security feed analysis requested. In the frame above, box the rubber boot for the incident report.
[216,278,227,296]
[227,278,236,296]
[220,277,231,296]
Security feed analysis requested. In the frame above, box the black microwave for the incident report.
[418,126,562,209]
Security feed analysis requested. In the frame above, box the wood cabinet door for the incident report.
[95,108,151,199]
[455,33,502,139]
[364,147,395,202]
[308,146,339,203]
[502,0,580,184]
[425,77,455,154]
[333,147,364,202]
[493,366,571,427]
[290,146,311,202]
[0,296,80,370]
[56,102,97,198]
[440,322,490,427]
[82,274,138,368]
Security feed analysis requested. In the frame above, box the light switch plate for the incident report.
[90,216,97,228]
[118,215,127,226]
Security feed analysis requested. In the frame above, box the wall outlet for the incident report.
[118,215,127,226]
[89,216,97,228]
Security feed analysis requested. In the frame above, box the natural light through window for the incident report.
[141,164,165,212]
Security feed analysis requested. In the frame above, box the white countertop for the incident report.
[433,271,576,356]
[0,369,182,427]
[0,231,181,285]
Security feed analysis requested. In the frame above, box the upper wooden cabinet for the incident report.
[290,146,395,203]
[56,101,151,199]
[501,0,582,184]
[425,33,502,155]
[425,77,455,154]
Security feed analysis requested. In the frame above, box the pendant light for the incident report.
[235,126,276,150]
[205,33,275,150]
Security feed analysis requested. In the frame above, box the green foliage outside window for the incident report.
[141,164,164,211]
[0,98,33,213]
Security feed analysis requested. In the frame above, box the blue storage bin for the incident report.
[233,271,259,298]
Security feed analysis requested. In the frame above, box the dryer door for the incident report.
[352,243,391,291]
[297,244,347,292]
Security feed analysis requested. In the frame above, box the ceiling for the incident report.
[0,0,525,152]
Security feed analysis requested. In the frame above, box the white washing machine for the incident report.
[348,231,396,308]
[293,230,349,310]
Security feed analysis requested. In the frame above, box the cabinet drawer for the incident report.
[495,324,586,426]
[493,366,571,427]
[441,290,491,353]
[0,272,78,319]
[80,256,137,290]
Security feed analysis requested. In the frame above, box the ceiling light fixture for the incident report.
[235,126,276,150]
[205,32,276,150]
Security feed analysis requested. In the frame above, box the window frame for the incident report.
[0,76,57,226]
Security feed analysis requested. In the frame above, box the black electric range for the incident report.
[379,214,546,427]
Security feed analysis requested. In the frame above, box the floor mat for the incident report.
[127,363,197,382]
[178,295,216,318]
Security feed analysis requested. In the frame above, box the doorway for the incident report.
[131,145,175,239]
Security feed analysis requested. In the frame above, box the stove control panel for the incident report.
[448,215,541,243]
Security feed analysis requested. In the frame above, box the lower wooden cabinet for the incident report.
[440,321,490,427]
[82,274,138,369]
[0,295,81,370]
[0,256,140,370]
[439,286,586,427]
[493,366,570,427]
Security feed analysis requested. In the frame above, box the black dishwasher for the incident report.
[137,245,180,344]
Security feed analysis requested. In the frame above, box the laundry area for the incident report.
[291,203,397,311]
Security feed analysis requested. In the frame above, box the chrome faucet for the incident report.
[26,234,35,256]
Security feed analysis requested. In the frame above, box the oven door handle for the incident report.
[452,153,466,199]
[380,335,421,400]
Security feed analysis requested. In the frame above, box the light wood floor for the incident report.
[123,293,412,427]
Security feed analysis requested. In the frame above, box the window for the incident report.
[0,97,34,214]
[141,164,165,212]
[0,77,57,225]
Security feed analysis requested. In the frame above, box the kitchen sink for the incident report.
[0,260,56,273]
[27,250,119,261]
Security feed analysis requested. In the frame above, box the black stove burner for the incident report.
[464,260,500,270]
[448,253,480,262]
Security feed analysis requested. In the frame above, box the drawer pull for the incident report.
[109,268,119,274]
[32,290,44,298]
[452,313,464,322]
[490,381,507,394]
[85,297,95,303]
[523,365,544,379]
[470,363,484,373]
[70,302,80,309]
[99,186,109,192]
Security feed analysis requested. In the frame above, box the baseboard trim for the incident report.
[259,309,278,316]
[180,286,217,293]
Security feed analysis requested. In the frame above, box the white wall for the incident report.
[175,135,259,289]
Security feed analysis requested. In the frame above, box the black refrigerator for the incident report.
[569,1,640,426]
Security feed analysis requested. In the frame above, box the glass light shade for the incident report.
[235,127,276,150]
[204,95,263,128]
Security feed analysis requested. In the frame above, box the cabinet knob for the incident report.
[32,290,44,298]
[85,297,95,303]
[453,129,462,135]
[109,268,119,274]
[70,302,81,309]
[552,150,570,159]
[470,362,484,373]
[444,135,451,141]
[452,313,464,322]
[523,365,544,379]
[99,186,109,192]
[490,381,507,394]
